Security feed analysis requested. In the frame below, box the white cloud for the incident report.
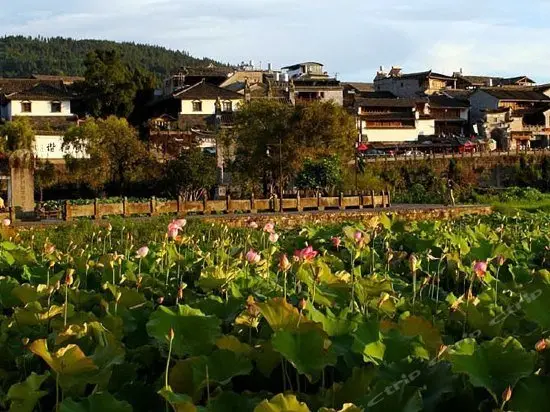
[2,0,550,82]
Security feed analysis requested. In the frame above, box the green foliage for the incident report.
[228,100,356,194]
[0,117,35,152]
[63,116,155,193]
[0,35,222,79]
[163,149,218,200]
[295,156,342,195]
[2,211,550,411]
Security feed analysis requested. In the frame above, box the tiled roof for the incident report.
[428,95,470,108]
[399,70,455,81]
[344,82,374,92]
[173,80,243,100]
[458,75,535,87]
[14,115,78,133]
[32,74,85,84]
[479,87,550,101]
[362,112,415,120]
[443,89,473,99]
[355,97,417,108]
[0,78,73,100]
[281,62,323,70]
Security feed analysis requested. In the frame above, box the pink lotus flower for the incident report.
[354,231,363,242]
[2,218,10,227]
[331,237,341,249]
[136,246,149,258]
[245,249,261,264]
[167,219,186,239]
[249,221,259,229]
[294,246,318,262]
[474,261,488,278]
[263,222,275,233]
[269,232,279,243]
[279,254,291,272]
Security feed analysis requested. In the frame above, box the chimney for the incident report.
[489,78,493,87]
[244,79,251,103]
[267,63,272,72]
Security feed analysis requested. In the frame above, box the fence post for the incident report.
[386,188,392,207]
[177,195,182,215]
[9,206,16,223]
[123,197,128,217]
[226,193,231,213]
[339,192,344,210]
[64,201,71,221]
[371,190,376,208]
[358,191,363,209]
[250,193,256,213]
[150,196,157,217]
[94,198,100,220]
[317,193,324,211]
[296,192,302,212]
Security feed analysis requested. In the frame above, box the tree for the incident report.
[227,100,357,195]
[79,50,138,118]
[34,160,56,202]
[295,156,342,195]
[63,116,153,194]
[163,149,218,200]
[0,117,35,152]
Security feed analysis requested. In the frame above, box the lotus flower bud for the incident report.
[268,232,279,243]
[497,255,506,266]
[2,218,11,226]
[248,221,258,229]
[473,261,487,278]
[115,291,122,303]
[536,339,547,352]
[65,269,75,286]
[298,298,307,311]
[502,386,512,403]
[169,327,175,341]
[157,296,164,304]
[332,237,341,249]
[278,254,291,272]
[21,337,30,346]
[136,246,149,258]
[409,254,418,273]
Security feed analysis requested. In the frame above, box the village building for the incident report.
[427,94,470,136]
[355,93,435,144]
[342,82,374,108]
[374,66,457,98]
[470,87,550,148]
[453,71,536,89]
[280,62,343,105]
[161,64,234,96]
[0,78,84,161]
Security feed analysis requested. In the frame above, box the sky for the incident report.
[3,0,550,83]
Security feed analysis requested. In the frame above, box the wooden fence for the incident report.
[64,192,391,221]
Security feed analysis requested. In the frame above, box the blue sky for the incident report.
[3,0,550,82]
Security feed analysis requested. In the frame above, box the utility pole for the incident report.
[279,135,283,211]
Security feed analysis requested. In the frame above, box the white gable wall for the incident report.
[10,100,71,117]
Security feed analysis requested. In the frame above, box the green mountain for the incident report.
[0,35,228,79]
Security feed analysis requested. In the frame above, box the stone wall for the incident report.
[199,205,493,229]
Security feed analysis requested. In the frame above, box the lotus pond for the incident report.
[1,212,550,412]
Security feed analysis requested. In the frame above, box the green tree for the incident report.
[228,100,357,195]
[80,50,138,118]
[0,117,35,152]
[163,149,218,200]
[34,160,56,202]
[295,156,342,195]
[63,116,153,194]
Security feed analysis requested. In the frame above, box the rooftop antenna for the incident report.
[334,72,339,80]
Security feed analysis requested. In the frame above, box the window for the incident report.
[400,82,404,87]
[21,101,31,113]
[192,101,202,112]
[51,101,62,113]
[222,101,232,112]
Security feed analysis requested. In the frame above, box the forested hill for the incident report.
[0,35,228,78]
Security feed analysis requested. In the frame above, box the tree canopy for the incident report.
[163,149,218,200]
[0,117,35,152]
[76,50,156,120]
[0,35,224,79]
[63,116,154,193]
[227,100,356,194]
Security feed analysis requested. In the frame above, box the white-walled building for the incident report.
[355,94,435,144]
[0,79,84,160]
